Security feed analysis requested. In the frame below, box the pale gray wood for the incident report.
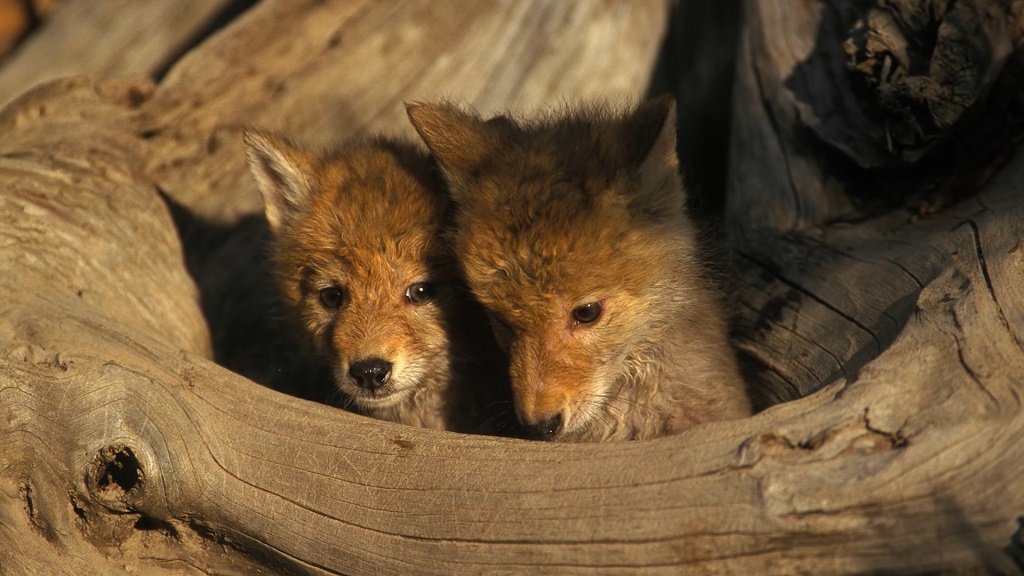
[142,0,670,222]
[0,78,210,358]
[0,0,235,106]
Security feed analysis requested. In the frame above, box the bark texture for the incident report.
[1,0,1023,574]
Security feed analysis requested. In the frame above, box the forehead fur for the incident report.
[411,98,691,307]
[489,101,668,182]
[279,138,449,276]
[408,99,671,192]
[456,203,689,316]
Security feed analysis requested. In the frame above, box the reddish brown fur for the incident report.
[407,97,752,441]
[244,130,509,432]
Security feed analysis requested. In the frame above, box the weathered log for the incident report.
[726,0,1021,236]
[3,78,1022,574]
[0,0,239,107]
[726,0,1024,410]
[2,0,1023,574]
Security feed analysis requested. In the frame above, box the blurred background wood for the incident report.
[0,0,241,106]
[0,0,55,59]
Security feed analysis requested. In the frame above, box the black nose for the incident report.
[524,413,563,440]
[348,358,393,390]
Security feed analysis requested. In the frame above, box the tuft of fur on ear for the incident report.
[243,129,318,233]
[405,102,499,194]
[627,96,687,221]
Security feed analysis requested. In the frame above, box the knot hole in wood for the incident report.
[88,444,144,513]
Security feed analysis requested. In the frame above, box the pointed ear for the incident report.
[629,96,686,220]
[243,129,317,232]
[405,102,496,190]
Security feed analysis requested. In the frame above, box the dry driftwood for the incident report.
[727,0,1024,409]
[0,0,237,107]
[2,0,1023,574]
[727,0,1021,235]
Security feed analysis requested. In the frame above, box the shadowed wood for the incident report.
[0,0,237,106]
[725,0,1021,237]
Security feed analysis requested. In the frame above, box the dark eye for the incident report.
[319,286,345,309]
[572,302,602,325]
[405,282,436,304]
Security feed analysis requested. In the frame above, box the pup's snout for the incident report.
[523,412,563,441]
[348,358,393,390]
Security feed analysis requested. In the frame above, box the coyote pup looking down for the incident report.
[244,130,506,432]
[407,97,751,441]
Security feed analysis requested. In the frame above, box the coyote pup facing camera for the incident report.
[407,97,752,442]
[244,130,507,433]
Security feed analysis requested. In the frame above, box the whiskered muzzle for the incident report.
[513,377,576,441]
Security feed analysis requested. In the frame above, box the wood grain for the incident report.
[0,0,236,106]
[2,77,1022,574]
[1,0,1022,573]
[142,0,670,222]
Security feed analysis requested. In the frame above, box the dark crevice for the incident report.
[862,408,909,449]
[151,0,261,82]
[959,218,1024,356]
[738,249,884,355]
[951,332,999,408]
[1006,517,1024,571]
[885,256,925,288]
[134,515,180,539]
[187,517,314,575]
[811,234,928,289]
[70,494,87,522]
[21,481,34,518]
[97,446,142,496]
[947,305,1002,410]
